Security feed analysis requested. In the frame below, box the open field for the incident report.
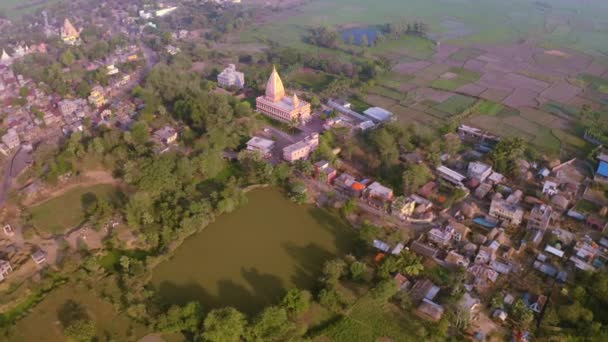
[313,293,432,341]
[7,282,149,341]
[288,69,336,92]
[245,0,608,56]
[28,184,121,235]
[431,67,481,91]
[0,0,60,19]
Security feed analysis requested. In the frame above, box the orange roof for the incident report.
[374,253,385,263]
[351,182,365,191]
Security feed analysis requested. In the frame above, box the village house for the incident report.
[445,250,470,268]
[468,161,493,182]
[489,198,524,226]
[447,220,471,241]
[364,181,394,208]
[154,126,178,145]
[31,250,46,265]
[542,179,559,196]
[475,183,493,199]
[217,64,245,89]
[427,227,453,246]
[0,260,12,282]
[283,133,319,162]
[256,67,311,123]
[363,106,394,123]
[246,136,275,157]
[393,273,410,290]
[411,240,439,258]
[457,124,500,144]
[1,128,20,150]
[436,165,467,187]
[416,299,444,322]
[313,160,337,184]
[596,154,608,182]
[527,204,553,231]
[334,173,365,197]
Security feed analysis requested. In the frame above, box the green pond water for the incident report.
[151,187,356,314]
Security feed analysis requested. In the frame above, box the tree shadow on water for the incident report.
[307,207,357,253]
[156,267,286,316]
[282,241,333,289]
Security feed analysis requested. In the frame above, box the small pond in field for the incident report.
[340,26,380,46]
[151,187,356,315]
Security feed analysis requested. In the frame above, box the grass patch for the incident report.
[541,102,580,118]
[368,85,404,101]
[552,129,588,149]
[475,100,503,115]
[0,0,61,19]
[371,35,436,60]
[29,184,120,235]
[288,70,336,92]
[579,74,608,93]
[8,282,149,341]
[347,97,371,113]
[449,47,484,62]
[314,294,430,341]
[433,94,477,115]
[431,67,481,91]
[574,199,601,214]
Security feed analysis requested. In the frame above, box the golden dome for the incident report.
[265,66,285,102]
[62,18,79,38]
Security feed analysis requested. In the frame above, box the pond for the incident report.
[151,188,356,315]
[340,26,380,46]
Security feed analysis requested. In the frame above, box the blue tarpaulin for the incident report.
[598,161,608,177]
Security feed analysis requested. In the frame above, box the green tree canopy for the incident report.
[202,307,247,342]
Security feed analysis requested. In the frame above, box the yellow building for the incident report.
[88,87,106,108]
[256,66,311,123]
[61,19,80,45]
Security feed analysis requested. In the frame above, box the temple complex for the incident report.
[61,19,80,45]
[256,67,311,123]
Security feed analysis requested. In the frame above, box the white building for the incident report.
[436,165,466,185]
[365,182,394,201]
[246,136,275,157]
[363,106,393,122]
[489,198,524,226]
[217,64,245,89]
[467,161,493,182]
[166,45,180,55]
[283,133,319,162]
[156,7,177,17]
[106,64,119,76]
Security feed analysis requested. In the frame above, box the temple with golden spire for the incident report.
[61,18,80,45]
[256,66,311,123]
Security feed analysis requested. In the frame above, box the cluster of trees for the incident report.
[155,1,253,43]
[307,26,340,49]
[382,20,429,38]
[580,104,608,145]
[336,122,444,194]
[487,137,525,175]
[153,287,312,341]
[538,271,608,339]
